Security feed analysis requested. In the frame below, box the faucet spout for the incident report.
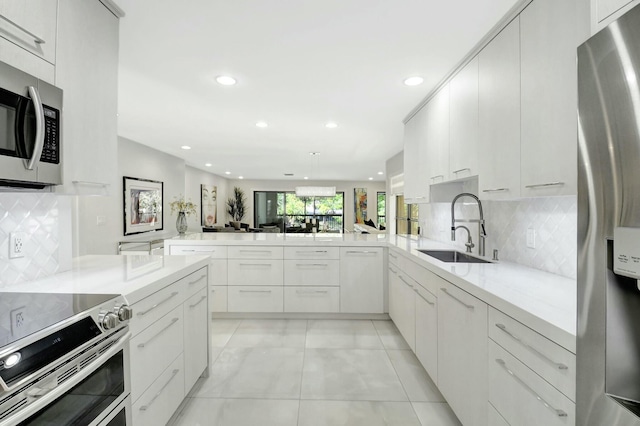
[451,192,487,256]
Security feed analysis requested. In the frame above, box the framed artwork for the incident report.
[354,187,367,224]
[123,176,163,235]
[201,184,217,227]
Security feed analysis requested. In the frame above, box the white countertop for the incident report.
[166,232,388,246]
[0,255,210,305]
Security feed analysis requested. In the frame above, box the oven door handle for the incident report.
[2,331,131,426]
[24,85,45,171]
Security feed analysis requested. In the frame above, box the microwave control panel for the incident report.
[39,105,59,164]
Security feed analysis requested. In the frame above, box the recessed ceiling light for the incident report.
[325,122,338,129]
[309,152,320,156]
[225,171,231,175]
[304,176,309,180]
[205,163,212,167]
[216,75,237,86]
[239,176,244,179]
[378,171,384,175]
[368,177,373,180]
[181,145,191,150]
[256,121,268,128]
[403,76,424,86]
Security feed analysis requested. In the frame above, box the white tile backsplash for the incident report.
[0,193,61,287]
[422,196,577,279]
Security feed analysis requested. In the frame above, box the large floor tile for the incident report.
[373,320,411,350]
[301,348,407,401]
[387,350,445,402]
[412,402,462,426]
[209,319,242,347]
[171,398,299,426]
[226,319,307,348]
[306,320,384,349]
[193,347,304,399]
[298,400,421,426]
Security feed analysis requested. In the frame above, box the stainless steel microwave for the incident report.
[0,60,62,188]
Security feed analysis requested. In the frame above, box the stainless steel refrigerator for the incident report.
[578,3,640,425]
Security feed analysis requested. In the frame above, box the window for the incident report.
[254,191,344,233]
[395,195,419,235]
[377,192,386,227]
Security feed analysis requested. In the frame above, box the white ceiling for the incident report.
[116,0,518,182]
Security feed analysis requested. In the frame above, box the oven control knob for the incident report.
[117,305,133,321]
[101,313,119,330]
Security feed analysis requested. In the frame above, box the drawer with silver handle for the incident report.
[488,307,576,401]
[130,280,186,337]
[169,245,228,258]
[284,286,339,313]
[228,259,284,285]
[228,246,283,259]
[227,286,284,312]
[284,259,339,286]
[284,246,339,259]
[183,267,208,298]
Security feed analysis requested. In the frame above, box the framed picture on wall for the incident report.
[354,187,367,224]
[123,176,164,235]
[201,184,217,227]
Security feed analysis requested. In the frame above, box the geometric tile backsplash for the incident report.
[0,193,61,287]
[423,196,577,279]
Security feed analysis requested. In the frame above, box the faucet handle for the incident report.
[451,227,456,241]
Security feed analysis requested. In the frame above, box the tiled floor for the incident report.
[170,319,462,426]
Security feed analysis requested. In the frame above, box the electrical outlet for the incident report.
[9,232,25,259]
[10,306,26,336]
[526,228,536,249]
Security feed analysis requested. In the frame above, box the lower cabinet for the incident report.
[340,247,384,313]
[227,286,284,312]
[438,281,488,426]
[284,286,339,312]
[488,403,510,426]
[184,288,208,393]
[415,283,438,383]
[393,271,417,351]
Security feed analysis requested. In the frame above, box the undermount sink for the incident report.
[417,249,493,264]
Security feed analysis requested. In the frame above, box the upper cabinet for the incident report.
[0,0,57,83]
[449,57,479,181]
[478,18,521,200]
[520,0,577,197]
[403,106,429,203]
[425,84,450,186]
[55,0,120,195]
[593,0,640,32]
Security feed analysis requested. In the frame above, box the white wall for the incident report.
[185,166,229,232]
[229,179,386,231]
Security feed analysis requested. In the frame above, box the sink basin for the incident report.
[417,249,492,264]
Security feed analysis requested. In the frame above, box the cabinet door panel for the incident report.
[449,57,479,180]
[403,108,430,203]
[426,85,450,185]
[209,285,228,312]
[228,259,284,286]
[415,284,437,382]
[284,286,339,313]
[284,259,339,286]
[184,288,208,394]
[339,248,384,313]
[0,0,57,64]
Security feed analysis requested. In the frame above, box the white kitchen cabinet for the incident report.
[209,286,228,312]
[478,17,521,200]
[228,246,283,259]
[488,404,510,426]
[284,259,339,286]
[403,107,430,203]
[595,0,640,30]
[391,269,417,351]
[284,286,339,313]
[425,84,450,185]
[520,0,577,197]
[0,0,57,78]
[438,281,488,426]
[227,286,284,312]
[183,287,208,394]
[339,247,384,313]
[228,259,284,286]
[284,246,340,259]
[55,0,120,194]
[449,57,479,181]
[415,283,437,383]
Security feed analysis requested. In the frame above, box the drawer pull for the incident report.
[482,188,508,193]
[188,275,207,285]
[525,182,564,189]
[181,249,215,253]
[138,318,179,348]
[389,253,398,259]
[139,368,180,411]
[389,267,398,274]
[295,263,328,267]
[239,263,272,267]
[296,250,328,254]
[495,359,568,418]
[296,289,329,294]
[414,289,435,306]
[440,288,474,310]
[430,174,445,181]
[452,168,471,175]
[495,324,568,370]
[137,292,179,317]
[398,276,414,288]
[239,290,272,293]
[0,14,46,44]
[239,249,272,253]
[189,295,207,308]
[346,250,376,254]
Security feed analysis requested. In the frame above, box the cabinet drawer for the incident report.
[284,286,339,313]
[130,305,184,402]
[489,308,576,401]
[228,286,284,312]
[405,259,437,295]
[209,286,228,312]
[184,288,208,394]
[284,247,339,259]
[414,283,437,382]
[228,246,283,259]
[183,267,208,298]
[130,280,186,337]
[488,341,575,426]
[210,259,228,285]
[284,259,339,286]
[169,245,228,258]
[132,353,185,426]
[228,259,284,285]
[388,249,403,269]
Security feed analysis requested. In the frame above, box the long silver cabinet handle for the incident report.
[239,263,272,267]
[430,175,444,181]
[0,15,45,44]
[414,289,435,306]
[24,86,44,170]
[296,250,328,254]
[482,188,508,193]
[346,250,376,254]
[389,253,398,259]
[239,290,272,293]
[495,359,568,417]
[139,369,180,411]
[137,292,179,317]
[189,295,207,308]
[524,182,565,189]
[389,267,398,274]
[239,249,272,253]
[440,288,474,310]
[138,318,179,348]
[72,180,110,187]
[296,289,329,294]
[495,324,568,370]
[452,168,471,174]
[295,263,328,267]
[398,275,414,288]
[188,275,207,285]
[181,249,215,253]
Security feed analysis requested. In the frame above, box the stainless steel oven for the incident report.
[0,293,133,426]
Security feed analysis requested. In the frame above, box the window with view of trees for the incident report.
[395,195,419,235]
[377,192,386,227]
[254,191,344,233]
